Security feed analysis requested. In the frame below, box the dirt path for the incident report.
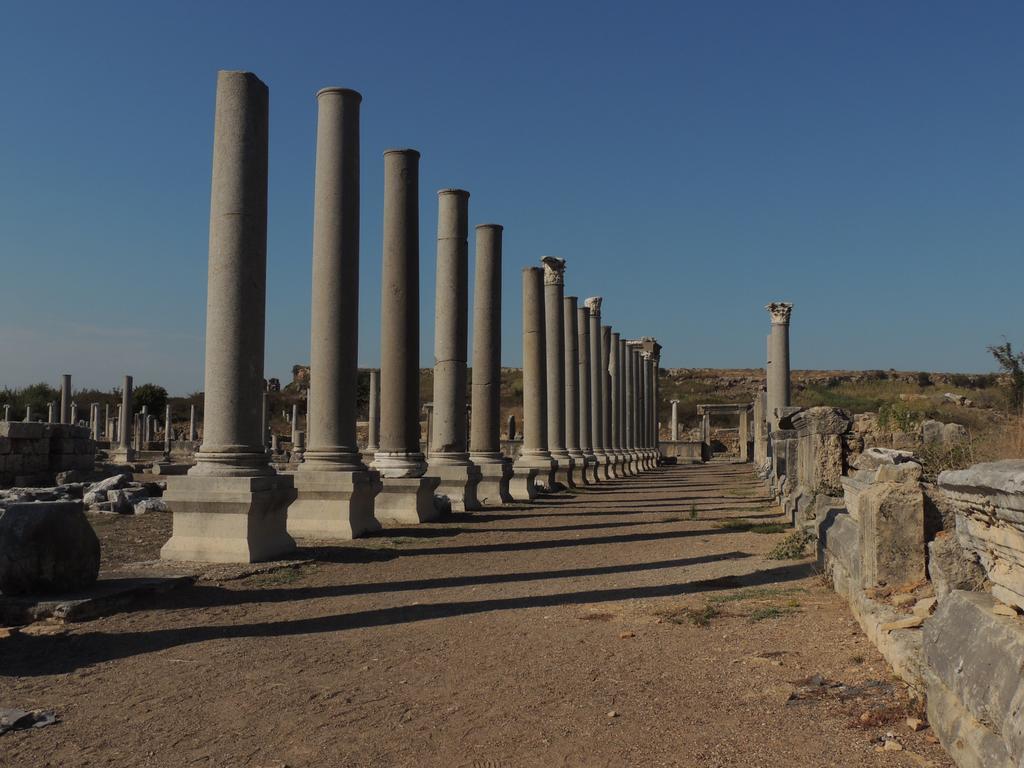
[1,464,952,767]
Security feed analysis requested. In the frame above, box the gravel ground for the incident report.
[1,463,953,767]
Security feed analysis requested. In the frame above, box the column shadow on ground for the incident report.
[3,561,815,677]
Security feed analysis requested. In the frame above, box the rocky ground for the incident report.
[1,463,953,767]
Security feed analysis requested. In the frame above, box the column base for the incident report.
[371,450,428,478]
[472,457,513,504]
[593,451,612,480]
[609,452,624,478]
[625,451,640,475]
[508,467,540,501]
[287,469,382,540]
[375,476,442,524]
[160,474,296,563]
[428,462,482,512]
[108,447,136,465]
[550,454,576,490]
[567,452,589,485]
[581,452,600,484]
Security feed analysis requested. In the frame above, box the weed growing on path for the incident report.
[767,530,813,560]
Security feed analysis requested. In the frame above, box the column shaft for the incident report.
[304,87,363,469]
[577,307,592,453]
[192,71,271,477]
[520,267,548,457]
[469,225,503,458]
[564,297,580,455]
[367,369,380,451]
[60,374,71,424]
[542,257,567,458]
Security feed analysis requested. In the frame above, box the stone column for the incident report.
[542,256,574,488]
[618,344,634,475]
[609,331,623,477]
[370,148,440,521]
[578,306,597,483]
[104,404,111,440]
[2,405,9,421]
[69,402,78,425]
[470,224,512,504]
[60,374,71,424]
[427,188,480,510]
[289,87,381,540]
[652,344,662,466]
[616,337,633,476]
[91,403,100,440]
[511,267,554,499]
[586,298,607,479]
[766,302,793,432]
[189,404,197,441]
[116,377,133,460]
[141,406,150,444]
[702,410,711,457]
[507,414,516,440]
[24,405,32,422]
[47,402,56,424]
[367,369,380,453]
[161,70,295,564]
[601,325,615,478]
[671,400,680,441]
[739,405,751,462]
[291,403,299,437]
[640,352,651,469]
[164,403,173,456]
[260,392,268,448]
[564,296,587,484]
[423,403,433,450]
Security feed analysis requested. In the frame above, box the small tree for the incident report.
[134,383,168,415]
[987,340,1024,411]
[916,371,933,388]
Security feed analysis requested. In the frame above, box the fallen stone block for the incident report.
[0,501,100,595]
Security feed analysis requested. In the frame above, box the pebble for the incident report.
[607,710,618,718]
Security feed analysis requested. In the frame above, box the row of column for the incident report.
[160,70,664,565]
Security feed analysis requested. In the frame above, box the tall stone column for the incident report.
[511,267,554,499]
[640,352,651,469]
[542,257,574,488]
[616,336,634,476]
[164,403,173,456]
[142,405,150,444]
[367,369,380,453]
[585,298,607,479]
[671,400,680,441]
[370,148,440,521]
[290,87,381,539]
[601,325,616,478]
[162,70,295,563]
[564,297,587,485]
[609,331,623,477]
[291,404,299,437]
[90,403,100,440]
[427,188,480,510]
[111,375,134,462]
[578,306,598,483]
[60,374,71,424]
[104,403,111,439]
[652,343,662,466]
[189,404,197,441]
[2,405,8,422]
[739,405,751,462]
[766,302,793,432]
[470,224,512,504]
[618,344,634,475]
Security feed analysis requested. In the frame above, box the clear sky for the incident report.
[1,1,1021,394]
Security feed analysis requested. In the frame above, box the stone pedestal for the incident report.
[474,456,513,505]
[431,462,482,512]
[374,476,442,524]
[509,466,541,501]
[161,475,296,563]
[288,469,382,539]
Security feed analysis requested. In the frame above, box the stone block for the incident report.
[0,501,100,595]
[923,590,1024,767]
[428,462,482,512]
[161,474,297,563]
[928,533,986,601]
[372,476,442,524]
[287,469,383,539]
[943,423,968,444]
[921,419,945,445]
[0,422,47,439]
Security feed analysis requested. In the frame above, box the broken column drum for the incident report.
[161,70,295,563]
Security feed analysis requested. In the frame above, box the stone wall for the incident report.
[0,421,95,488]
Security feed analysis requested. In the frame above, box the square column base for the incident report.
[581,454,600,484]
[551,455,576,490]
[287,469,382,540]
[429,462,482,512]
[161,474,296,563]
[473,459,513,505]
[375,476,442,524]
[594,453,612,480]
[568,454,589,485]
[608,454,624,478]
[509,467,540,501]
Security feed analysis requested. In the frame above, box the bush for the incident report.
[766,531,812,560]
[916,371,934,388]
[133,383,168,415]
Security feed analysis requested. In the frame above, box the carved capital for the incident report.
[766,302,793,325]
[541,256,566,286]
[584,296,602,317]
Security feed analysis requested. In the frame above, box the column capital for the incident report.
[584,296,602,317]
[541,256,567,285]
[766,302,793,325]
[670,399,679,405]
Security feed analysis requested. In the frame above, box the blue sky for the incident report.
[1,1,1021,394]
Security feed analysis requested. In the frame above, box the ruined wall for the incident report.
[0,422,95,488]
